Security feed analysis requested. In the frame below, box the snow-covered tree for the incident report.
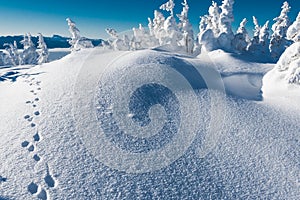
[269,1,292,60]
[232,18,249,52]
[20,33,38,65]
[148,10,166,45]
[133,24,158,49]
[66,18,93,51]
[37,33,49,65]
[259,21,270,54]
[208,1,221,36]
[275,42,300,84]
[287,12,300,42]
[177,0,194,53]
[105,28,131,51]
[218,0,235,50]
[3,41,22,66]
[248,16,261,53]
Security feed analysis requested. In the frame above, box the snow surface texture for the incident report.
[0,49,299,199]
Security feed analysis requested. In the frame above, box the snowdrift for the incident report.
[0,49,299,199]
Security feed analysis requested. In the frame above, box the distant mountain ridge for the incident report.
[0,35,103,49]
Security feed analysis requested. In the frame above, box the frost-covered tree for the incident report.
[152,10,166,44]
[37,33,49,65]
[208,1,221,36]
[232,18,249,52]
[20,33,38,65]
[248,16,261,53]
[269,1,292,60]
[287,12,300,42]
[66,18,80,50]
[259,21,270,54]
[66,18,93,51]
[132,24,157,49]
[275,42,300,84]
[159,0,182,49]
[177,0,194,53]
[218,0,235,50]
[105,28,131,51]
[3,41,22,66]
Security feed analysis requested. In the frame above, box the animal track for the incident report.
[0,176,7,182]
[24,78,52,199]
[44,165,56,188]
[28,182,38,194]
[21,141,29,147]
[37,188,47,200]
[33,132,40,142]
[28,145,34,152]
[33,154,41,162]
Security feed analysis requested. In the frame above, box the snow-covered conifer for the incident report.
[269,1,291,60]
[37,33,49,65]
[66,18,93,51]
[287,12,300,42]
[248,16,261,53]
[20,33,38,65]
[232,18,249,52]
[259,21,270,54]
[152,10,166,45]
[219,0,234,36]
[4,42,19,66]
[208,1,221,36]
[218,0,235,50]
[275,42,300,84]
[177,0,194,53]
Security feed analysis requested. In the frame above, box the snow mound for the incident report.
[0,49,299,199]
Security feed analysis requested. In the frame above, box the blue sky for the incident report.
[0,0,299,39]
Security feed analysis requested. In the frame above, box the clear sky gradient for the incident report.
[0,0,299,39]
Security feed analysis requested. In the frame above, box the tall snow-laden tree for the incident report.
[218,0,235,50]
[159,0,182,49]
[232,18,249,52]
[248,16,261,53]
[208,1,221,36]
[177,0,194,53]
[152,10,166,45]
[66,18,80,50]
[66,18,93,51]
[259,21,270,54]
[37,33,49,65]
[269,1,292,60]
[287,12,300,42]
[20,33,38,65]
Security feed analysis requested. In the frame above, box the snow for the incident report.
[262,42,300,112]
[0,47,299,199]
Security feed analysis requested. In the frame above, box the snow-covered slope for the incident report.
[0,49,299,199]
